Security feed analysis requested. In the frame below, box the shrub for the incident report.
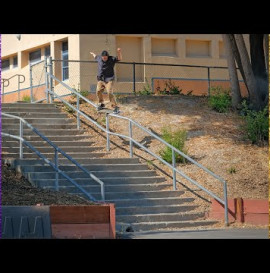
[159,126,188,164]
[22,95,31,102]
[208,86,231,113]
[138,78,152,96]
[241,100,268,145]
[160,79,182,95]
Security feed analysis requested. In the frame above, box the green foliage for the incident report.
[159,126,188,164]
[138,78,152,96]
[208,86,231,113]
[241,100,268,145]
[160,79,182,95]
[71,88,89,102]
[228,166,237,174]
[63,105,75,114]
[22,95,31,102]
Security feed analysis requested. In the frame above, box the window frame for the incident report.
[29,49,42,65]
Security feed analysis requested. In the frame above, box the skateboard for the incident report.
[97,107,121,114]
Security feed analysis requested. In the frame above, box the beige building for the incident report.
[1,34,248,102]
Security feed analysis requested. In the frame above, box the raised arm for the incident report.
[90,52,97,59]
[117,48,122,61]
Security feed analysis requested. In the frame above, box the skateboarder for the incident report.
[90,48,122,114]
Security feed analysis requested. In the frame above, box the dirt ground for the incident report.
[1,163,95,206]
[58,94,268,211]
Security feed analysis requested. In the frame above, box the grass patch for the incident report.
[208,86,231,113]
[138,78,152,96]
[22,95,31,102]
[228,166,237,174]
[159,126,188,164]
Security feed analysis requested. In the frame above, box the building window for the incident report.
[62,41,69,81]
[2,59,10,71]
[151,38,177,56]
[45,46,51,58]
[29,49,41,64]
[186,40,211,58]
[13,56,18,68]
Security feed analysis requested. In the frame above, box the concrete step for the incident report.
[2,112,68,118]
[25,170,159,180]
[2,152,106,159]
[2,146,102,154]
[116,220,218,232]
[33,177,167,187]
[3,129,86,136]
[2,118,74,125]
[2,103,57,108]
[3,157,140,166]
[2,124,78,130]
[2,105,60,113]
[2,141,95,148]
[116,211,205,223]
[18,164,149,173]
[3,135,93,142]
[108,197,195,208]
[116,204,199,215]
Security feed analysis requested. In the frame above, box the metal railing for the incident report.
[45,70,229,225]
[2,112,105,201]
[1,74,26,101]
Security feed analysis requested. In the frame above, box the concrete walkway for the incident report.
[119,228,269,239]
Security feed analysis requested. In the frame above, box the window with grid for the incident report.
[2,59,10,71]
[62,41,69,81]
[29,49,41,64]
[13,56,18,68]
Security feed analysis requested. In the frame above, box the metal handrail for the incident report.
[2,112,105,201]
[1,74,25,84]
[45,72,229,225]
[1,78,10,88]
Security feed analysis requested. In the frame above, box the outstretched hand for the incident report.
[117,48,121,52]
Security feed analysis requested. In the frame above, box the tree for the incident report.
[223,34,268,111]
[222,34,241,108]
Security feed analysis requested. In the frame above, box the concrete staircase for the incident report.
[2,103,217,232]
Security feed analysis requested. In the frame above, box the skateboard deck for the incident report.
[97,108,121,114]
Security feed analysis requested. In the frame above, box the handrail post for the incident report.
[77,95,80,129]
[133,62,136,95]
[19,120,23,159]
[29,65,33,102]
[207,67,211,96]
[44,57,49,103]
[54,148,59,191]
[101,184,105,201]
[18,76,21,101]
[49,56,54,102]
[224,182,229,226]
[106,113,110,151]
[172,149,176,190]
[129,120,133,157]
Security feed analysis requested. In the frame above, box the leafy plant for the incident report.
[160,79,182,95]
[22,95,31,102]
[228,166,237,174]
[159,126,188,164]
[208,86,231,113]
[241,100,268,145]
[138,78,152,96]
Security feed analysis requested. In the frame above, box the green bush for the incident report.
[208,86,231,113]
[22,95,31,102]
[159,127,188,164]
[138,78,152,96]
[241,100,268,145]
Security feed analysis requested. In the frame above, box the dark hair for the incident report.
[101,50,109,56]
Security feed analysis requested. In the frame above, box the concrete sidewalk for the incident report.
[119,228,269,239]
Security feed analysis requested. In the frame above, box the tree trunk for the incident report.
[249,34,268,103]
[229,34,249,96]
[222,34,241,108]
[234,34,261,110]
[264,34,269,74]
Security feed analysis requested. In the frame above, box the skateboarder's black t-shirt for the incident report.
[95,55,119,82]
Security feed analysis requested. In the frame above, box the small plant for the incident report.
[160,79,182,95]
[138,78,152,96]
[241,100,268,145]
[228,166,237,174]
[22,95,31,102]
[159,126,188,164]
[208,86,231,113]
[63,105,75,114]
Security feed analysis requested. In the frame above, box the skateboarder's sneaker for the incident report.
[113,106,120,114]
[97,103,105,111]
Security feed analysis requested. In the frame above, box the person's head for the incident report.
[101,50,109,61]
